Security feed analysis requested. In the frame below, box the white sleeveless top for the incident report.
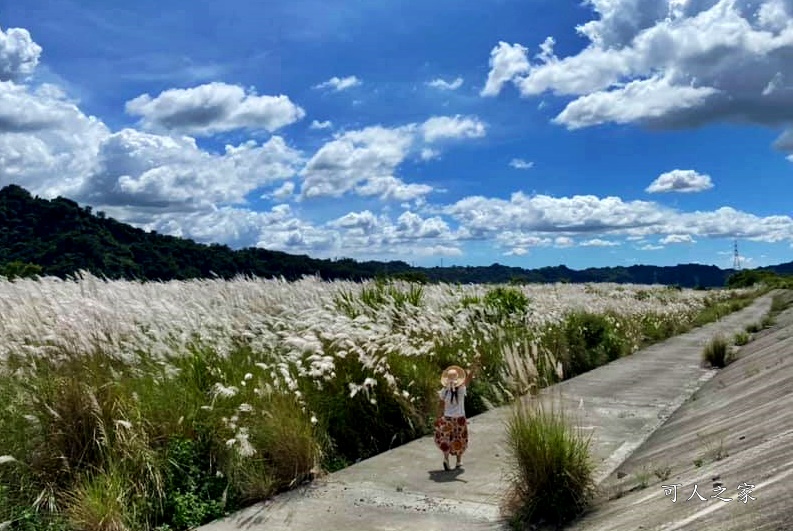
[438,384,466,417]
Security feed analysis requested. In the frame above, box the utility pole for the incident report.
[733,239,741,270]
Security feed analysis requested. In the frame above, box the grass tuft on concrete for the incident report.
[702,334,730,368]
[503,398,595,530]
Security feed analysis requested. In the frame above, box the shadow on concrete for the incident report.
[428,468,468,483]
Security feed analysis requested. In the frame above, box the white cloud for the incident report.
[310,120,333,130]
[356,176,434,202]
[445,192,667,239]
[323,209,462,257]
[554,236,574,247]
[639,244,665,251]
[420,148,440,161]
[314,75,361,91]
[661,234,696,244]
[299,125,417,200]
[553,75,719,129]
[299,116,486,200]
[509,158,534,170]
[580,238,621,247]
[481,41,530,97]
[125,82,305,136]
[0,82,110,198]
[646,169,714,193]
[443,191,793,254]
[481,0,793,149]
[421,115,486,143]
[264,181,296,202]
[82,130,303,210]
[427,77,464,90]
[0,26,42,81]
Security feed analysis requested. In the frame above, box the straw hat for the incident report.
[440,365,467,388]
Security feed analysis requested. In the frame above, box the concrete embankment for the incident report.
[199,293,776,531]
[569,292,793,531]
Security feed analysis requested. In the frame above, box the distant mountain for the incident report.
[1,184,789,287]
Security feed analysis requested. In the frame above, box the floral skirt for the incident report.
[434,415,468,456]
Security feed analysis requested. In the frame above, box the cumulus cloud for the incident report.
[427,77,464,90]
[299,115,486,200]
[481,41,530,97]
[299,125,417,199]
[482,0,793,150]
[324,209,462,257]
[509,158,534,169]
[580,238,621,247]
[310,120,333,130]
[661,234,696,244]
[0,82,110,198]
[646,169,714,193]
[81,130,303,210]
[555,236,574,247]
[421,115,486,142]
[125,82,305,136]
[261,181,296,202]
[314,75,361,91]
[443,191,793,254]
[0,26,42,81]
[420,148,440,161]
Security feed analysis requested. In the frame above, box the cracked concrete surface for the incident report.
[198,293,780,531]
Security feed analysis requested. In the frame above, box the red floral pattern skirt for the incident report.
[434,415,468,456]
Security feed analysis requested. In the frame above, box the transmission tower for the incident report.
[733,239,741,270]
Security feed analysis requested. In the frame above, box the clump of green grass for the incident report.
[503,398,595,529]
[733,331,750,346]
[702,334,731,368]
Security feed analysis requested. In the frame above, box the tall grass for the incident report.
[702,334,730,368]
[503,397,595,529]
[0,273,760,530]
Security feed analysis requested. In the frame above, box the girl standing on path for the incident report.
[434,362,479,470]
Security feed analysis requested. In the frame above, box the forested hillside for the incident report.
[1,184,788,287]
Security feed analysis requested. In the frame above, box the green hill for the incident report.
[1,184,789,287]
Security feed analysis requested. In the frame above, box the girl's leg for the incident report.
[443,451,451,470]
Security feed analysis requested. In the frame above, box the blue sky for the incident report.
[1,0,792,270]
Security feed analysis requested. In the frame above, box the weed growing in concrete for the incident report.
[503,398,595,529]
[702,334,730,368]
[698,432,729,464]
[634,467,651,489]
[733,331,750,346]
[653,465,672,481]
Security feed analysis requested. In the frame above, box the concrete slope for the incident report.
[568,295,793,531]
[198,294,774,531]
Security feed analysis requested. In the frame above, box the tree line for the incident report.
[1,184,789,287]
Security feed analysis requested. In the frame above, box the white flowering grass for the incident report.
[0,272,758,530]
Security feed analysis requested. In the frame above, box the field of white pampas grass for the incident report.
[0,272,758,531]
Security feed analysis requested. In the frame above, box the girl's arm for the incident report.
[464,360,480,386]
